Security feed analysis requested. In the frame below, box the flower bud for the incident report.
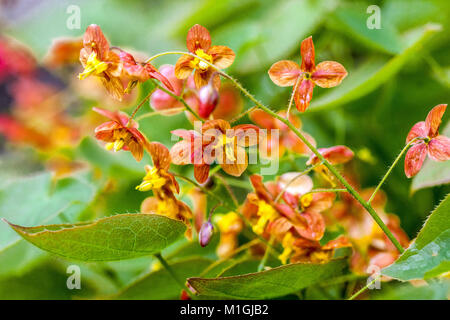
[199,220,214,247]
[198,83,219,119]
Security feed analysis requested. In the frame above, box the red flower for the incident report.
[404,104,450,178]
[170,120,259,183]
[79,25,123,100]
[268,36,347,112]
[93,107,148,161]
[306,145,354,166]
[250,109,316,158]
[175,24,235,89]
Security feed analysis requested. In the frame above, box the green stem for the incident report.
[154,253,190,296]
[128,89,155,124]
[257,235,275,272]
[368,137,422,203]
[285,76,301,119]
[348,278,377,300]
[136,107,186,121]
[148,51,405,254]
[150,79,202,121]
[306,188,347,194]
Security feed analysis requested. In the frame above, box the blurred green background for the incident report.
[0,0,449,299]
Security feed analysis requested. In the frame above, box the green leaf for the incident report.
[116,257,213,299]
[0,172,98,276]
[308,23,442,112]
[5,214,186,262]
[187,258,347,299]
[412,123,450,192]
[382,194,450,280]
[372,280,449,300]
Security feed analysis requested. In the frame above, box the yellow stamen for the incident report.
[105,142,114,151]
[190,49,213,71]
[78,52,108,80]
[216,212,241,233]
[214,134,237,162]
[300,193,313,210]
[279,232,295,264]
[252,201,278,235]
[136,166,167,192]
[113,139,125,152]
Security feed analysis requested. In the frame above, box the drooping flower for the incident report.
[175,24,235,89]
[250,109,316,158]
[199,220,214,247]
[215,211,244,259]
[78,24,124,100]
[138,142,193,234]
[268,36,347,112]
[93,107,149,161]
[404,104,450,178]
[170,120,260,183]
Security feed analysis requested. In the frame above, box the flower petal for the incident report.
[300,36,315,73]
[127,139,144,162]
[83,24,109,60]
[406,121,427,143]
[308,192,336,213]
[268,60,301,87]
[404,142,427,178]
[428,135,450,161]
[170,140,193,165]
[295,210,325,241]
[249,174,273,203]
[209,45,235,69]
[277,172,313,196]
[194,164,210,184]
[145,63,174,92]
[149,142,171,170]
[425,104,447,138]
[233,124,260,147]
[174,55,194,79]
[194,69,220,89]
[294,79,314,112]
[250,109,277,130]
[99,76,124,101]
[186,24,211,52]
[306,145,354,166]
[312,61,347,88]
[220,147,248,177]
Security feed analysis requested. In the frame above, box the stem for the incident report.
[215,173,239,208]
[148,51,405,254]
[368,137,422,203]
[150,79,203,121]
[257,235,275,272]
[286,76,301,119]
[230,106,257,124]
[348,278,377,300]
[128,89,155,124]
[135,107,186,121]
[154,253,190,296]
[306,188,347,194]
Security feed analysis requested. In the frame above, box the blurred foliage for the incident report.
[0,0,449,299]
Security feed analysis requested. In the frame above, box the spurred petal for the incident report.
[268,60,301,87]
[209,45,235,69]
[294,79,314,112]
[174,55,194,79]
[406,121,427,143]
[249,174,273,203]
[428,135,450,161]
[425,104,447,138]
[312,61,347,88]
[194,69,220,89]
[233,124,260,147]
[307,192,336,213]
[83,24,109,59]
[194,164,210,183]
[99,76,125,101]
[267,217,293,237]
[93,107,129,126]
[145,63,174,92]
[119,51,148,82]
[404,142,427,178]
[94,121,119,142]
[306,145,354,166]
[127,139,144,161]
[295,210,325,241]
[300,36,315,73]
[186,24,211,52]
[220,147,248,177]
[149,142,171,170]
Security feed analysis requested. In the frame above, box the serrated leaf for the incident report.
[382,194,450,280]
[308,23,442,112]
[116,257,212,299]
[5,214,186,262]
[412,123,450,192]
[187,258,346,299]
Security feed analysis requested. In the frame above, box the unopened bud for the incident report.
[199,220,214,247]
[198,83,219,119]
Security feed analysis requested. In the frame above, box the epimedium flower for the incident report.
[93,107,149,161]
[175,24,235,89]
[404,104,450,178]
[250,109,316,158]
[170,120,260,183]
[215,211,244,259]
[268,36,347,112]
[79,24,124,100]
[138,142,193,235]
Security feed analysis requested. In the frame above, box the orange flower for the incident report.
[250,109,316,158]
[268,36,347,112]
[215,211,244,259]
[175,24,235,89]
[93,107,149,161]
[404,104,450,178]
[138,142,193,235]
[45,37,83,67]
[79,24,124,100]
[170,120,259,183]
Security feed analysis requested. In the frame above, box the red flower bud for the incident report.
[199,220,214,247]
[198,82,219,119]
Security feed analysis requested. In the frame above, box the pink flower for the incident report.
[404,104,450,178]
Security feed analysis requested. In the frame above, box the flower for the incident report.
[175,24,235,89]
[250,109,316,158]
[199,220,214,247]
[268,36,347,112]
[45,37,83,67]
[79,24,124,100]
[170,120,260,183]
[215,211,244,259]
[404,104,450,178]
[197,80,219,119]
[93,107,149,161]
[138,142,193,234]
